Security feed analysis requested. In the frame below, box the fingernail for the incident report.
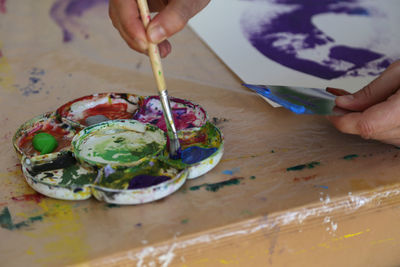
[148,24,166,43]
[135,38,148,51]
[337,94,354,105]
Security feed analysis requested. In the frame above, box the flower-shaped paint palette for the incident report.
[13,93,224,204]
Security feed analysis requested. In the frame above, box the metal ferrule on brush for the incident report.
[159,90,181,158]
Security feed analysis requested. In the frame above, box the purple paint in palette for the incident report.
[134,96,207,132]
[241,0,397,79]
[128,175,170,189]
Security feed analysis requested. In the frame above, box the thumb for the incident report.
[336,60,400,111]
[147,0,210,44]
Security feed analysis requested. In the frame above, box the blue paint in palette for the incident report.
[181,146,217,165]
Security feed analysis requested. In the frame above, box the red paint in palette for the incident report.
[57,93,138,126]
[82,102,131,122]
[17,120,74,156]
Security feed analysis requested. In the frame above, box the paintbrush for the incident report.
[137,0,181,159]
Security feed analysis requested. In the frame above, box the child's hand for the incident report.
[109,0,210,58]
[328,60,400,145]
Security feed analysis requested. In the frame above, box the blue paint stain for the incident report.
[314,185,329,189]
[181,146,217,164]
[222,167,240,175]
[18,68,46,96]
[29,77,40,84]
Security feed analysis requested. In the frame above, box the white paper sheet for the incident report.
[189,0,400,106]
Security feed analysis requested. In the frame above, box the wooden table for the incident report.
[1,1,400,266]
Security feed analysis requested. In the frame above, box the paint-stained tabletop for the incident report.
[1,1,400,266]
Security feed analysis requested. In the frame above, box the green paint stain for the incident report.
[181,219,189,224]
[241,210,253,216]
[250,176,256,180]
[286,161,320,171]
[343,154,359,160]
[106,204,121,208]
[158,70,162,76]
[0,207,44,231]
[271,150,275,153]
[189,177,243,192]
[59,164,96,186]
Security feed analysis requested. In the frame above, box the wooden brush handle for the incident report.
[137,0,166,93]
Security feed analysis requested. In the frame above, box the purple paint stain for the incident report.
[181,146,217,165]
[128,174,170,189]
[241,0,395,79]
[0,0,6,14]
[50,0,108,42]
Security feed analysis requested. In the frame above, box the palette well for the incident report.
[13,93,224,204]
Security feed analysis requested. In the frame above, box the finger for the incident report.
[158,40,172,58]
[326,87,351,96]
[117,20,148,54]
[329,89,400,139]
[336,60,400,111]
[109,0,148,52]
[148,0,169,12]
[147,0,210,44]
[370,126,400,146]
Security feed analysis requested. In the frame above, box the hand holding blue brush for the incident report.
[328,60,400,146]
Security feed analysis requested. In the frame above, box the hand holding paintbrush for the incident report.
[109,0,211,57]
[136,0,181,158]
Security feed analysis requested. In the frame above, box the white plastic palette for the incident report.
[13,93,224,204]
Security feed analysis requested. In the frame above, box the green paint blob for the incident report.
[286,161,320,171]
[32,132,58,154]
[250,176,256,180]
[343,154,359,160]
[189,178,242,192]
[181,219,189,224]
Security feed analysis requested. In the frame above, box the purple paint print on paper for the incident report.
[50,0,108,42]
[241,0,397,79]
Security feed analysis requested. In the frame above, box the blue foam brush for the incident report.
[243,84,346,115]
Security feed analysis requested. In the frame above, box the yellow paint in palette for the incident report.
[22,199,89,265]
[0,41,15,91]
